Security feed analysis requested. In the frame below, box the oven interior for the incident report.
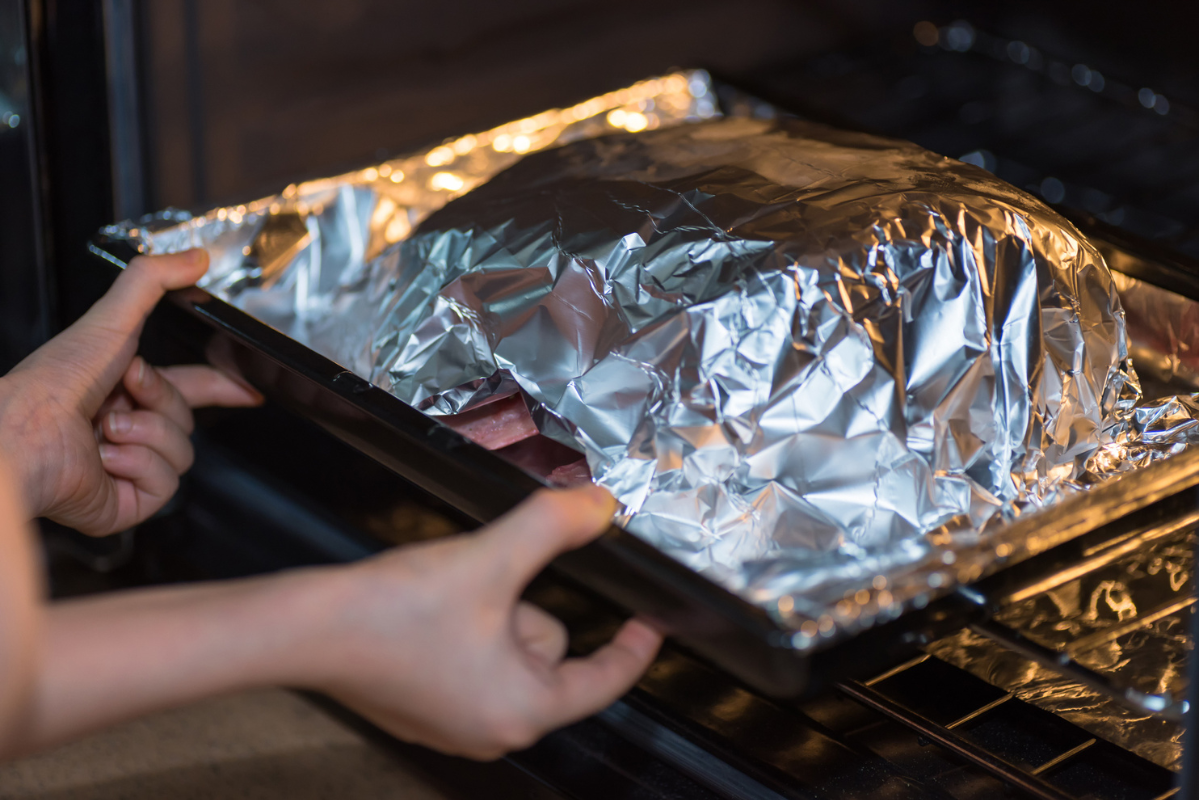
[4,1,1196,798]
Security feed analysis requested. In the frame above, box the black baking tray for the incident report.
[89,227,1198,701]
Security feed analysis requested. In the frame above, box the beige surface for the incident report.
[0,689,451,800]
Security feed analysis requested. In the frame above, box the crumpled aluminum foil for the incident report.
[101,71,720,364]
[359,116,1189,622]
[928,521,1195,771]
[1108,269,1199,391]
[1087,393,1198,479]
[101,73,1197,649]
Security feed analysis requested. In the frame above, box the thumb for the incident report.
[477,485,617,598]
[33,250,209,415]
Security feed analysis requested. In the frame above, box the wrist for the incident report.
[240,563,364,691]
[0,375,46,520]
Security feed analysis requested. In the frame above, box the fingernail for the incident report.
[582,484,617,516]
[622,619,663,657]
[108,411,131,435]
[98,443,117,462]
[136,358,146,386]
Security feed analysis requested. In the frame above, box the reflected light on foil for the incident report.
[371,197,397,227]
[623,111,649,132]
[452,135,477,155]
[429,172,465,192]
[385,215,411,243]
[425,146,455,167]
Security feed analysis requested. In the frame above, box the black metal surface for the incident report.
[0,0,54,371]
[735,14,1198,261]
[835,680,1078,800]
[22,0,118,328]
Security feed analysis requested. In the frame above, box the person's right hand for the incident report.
[306,485,662,759]
[0,250,261,535]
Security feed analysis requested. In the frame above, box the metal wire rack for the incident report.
[833,514,1195,800]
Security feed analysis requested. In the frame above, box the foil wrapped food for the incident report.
[355,116,1189,620]
[101,73,1196,649]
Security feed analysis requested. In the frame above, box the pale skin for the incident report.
[0,249,661,761]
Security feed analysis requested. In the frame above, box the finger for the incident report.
[102,410,194,474]
[538,619,661,725]
[97,442,181,528]
[158,364,264,408]
[35,250,210,416]
[123,357,194,434]
[513,602,569,668]
[93,389,135,441]
[477,485,617,597]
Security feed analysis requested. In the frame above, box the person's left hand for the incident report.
[0,249,262,535]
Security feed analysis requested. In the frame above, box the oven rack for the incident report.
[831,512,1196,800]
[838,659,1181,800]
[957,511,1199,723]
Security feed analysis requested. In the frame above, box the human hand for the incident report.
[0,250,261,534]
[308,485,663,759]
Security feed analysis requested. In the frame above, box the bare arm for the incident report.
[11,569,321,757]
[0,456,39,755]
[9,487,659,761]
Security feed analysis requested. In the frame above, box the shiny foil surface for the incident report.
[928,522,1196,770]
[103,70,719,367]
[1109,269,1199,390]
[103,73,1197,649]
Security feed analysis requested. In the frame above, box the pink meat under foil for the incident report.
[546,459,592,486]
[440,394,592,486]
[438,394,539,450]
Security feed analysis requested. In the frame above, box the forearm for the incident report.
[0,456,41,756]
[12,566,347,759]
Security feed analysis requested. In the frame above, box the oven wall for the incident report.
[134,0,932,212]
[0,0,54,371]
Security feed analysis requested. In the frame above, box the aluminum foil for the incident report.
[101,71,720,364]
[928,521,1196,771]
[1109,269,1199,392]
[355,116,1193,634]
[100,73,1197,649]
